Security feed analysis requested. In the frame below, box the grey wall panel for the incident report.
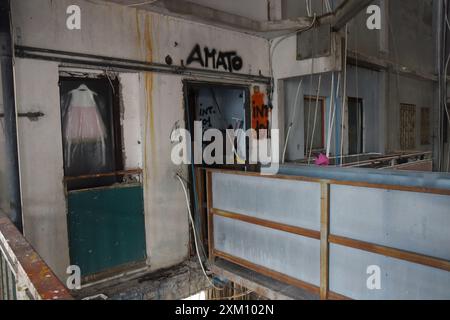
[330,244,450,300]
[212,173,321,231]
[214,215,320,286]
[330,185,450,260]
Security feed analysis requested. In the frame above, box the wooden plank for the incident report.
[329,235,450,272]
[214,250,320,296]
[205,168,323,184]
[195,167,206,245]
[212,209,320,240]
[320,182,330,300]
[64,168,143,182]
[207,171,215,263]
[205,168,450,196]
[327,180,450,197]
[328,291,352,300]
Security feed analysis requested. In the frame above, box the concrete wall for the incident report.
[386,74,435,152]
[0,61,8,214]
[274,0,435,161]
[188,0,270,22]
[283,66,381,161]
[0,0,270,280]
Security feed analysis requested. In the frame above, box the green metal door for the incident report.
[67,184,147,277]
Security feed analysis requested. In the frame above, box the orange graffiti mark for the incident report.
[251,86,269,133]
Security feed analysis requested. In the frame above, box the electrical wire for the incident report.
[176,174,224,291]
[305,18,319,161]
[282,79,303,164]
[326,72,336,158]
[325,73,335,159]
[306,0,312,17]
[209,88,246,164]
[307,75,322,164]
[340,24,349,166]
[126,0,158,7]
[268,14,317,108]
[443,0,450,172]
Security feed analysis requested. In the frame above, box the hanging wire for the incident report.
[268,14,317,108]
[176,174,224,291]
[340,24,349,166]
[282,79,303,164]
[443,0,450,171]
[307,75,322,163]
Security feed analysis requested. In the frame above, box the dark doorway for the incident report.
[184,81,251,254]
[348,97,364,155]
[184,81,251,169]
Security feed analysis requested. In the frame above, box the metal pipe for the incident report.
[15,45,271,85]
[434,0,444,171]
[0,0,23,232]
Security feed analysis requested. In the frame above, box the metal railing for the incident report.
[0,212,72,300]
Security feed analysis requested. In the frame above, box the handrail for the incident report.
[0,212,73,300]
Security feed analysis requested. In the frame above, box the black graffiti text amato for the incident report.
[186,44,243,73]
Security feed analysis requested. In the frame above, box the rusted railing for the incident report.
[0,211,72,300]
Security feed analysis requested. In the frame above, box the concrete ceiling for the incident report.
[103,0,374,39]
[101,0,312,38]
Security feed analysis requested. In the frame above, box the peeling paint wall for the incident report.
[13,59,70,281]
[1,0,270,279]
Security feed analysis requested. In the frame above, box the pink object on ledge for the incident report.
[315,153,330,166]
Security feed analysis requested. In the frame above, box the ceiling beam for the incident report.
[106,0,373,38]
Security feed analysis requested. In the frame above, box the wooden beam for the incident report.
[212,209,320,240]
[320,182,330,300]
[329,235,450,272]
[206,168,450,196]
[214,250,320,296]
[328,291,352,300]
[206,171,215,263]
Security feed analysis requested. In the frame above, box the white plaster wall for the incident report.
[14,59,70,280]
[120,73,144,169]
[12,0,269,76]
[6,0,270,278]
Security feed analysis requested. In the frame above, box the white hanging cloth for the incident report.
[63,84,107,168]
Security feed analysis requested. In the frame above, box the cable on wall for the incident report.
[307,75,323,164]
[176,174,224,291]
[443,0,450,171]
[339,24,349,166]
[282,79,303,164]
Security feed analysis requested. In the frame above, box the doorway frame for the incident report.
[182,79,252,253]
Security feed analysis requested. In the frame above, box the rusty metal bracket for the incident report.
[0,112,44,121]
